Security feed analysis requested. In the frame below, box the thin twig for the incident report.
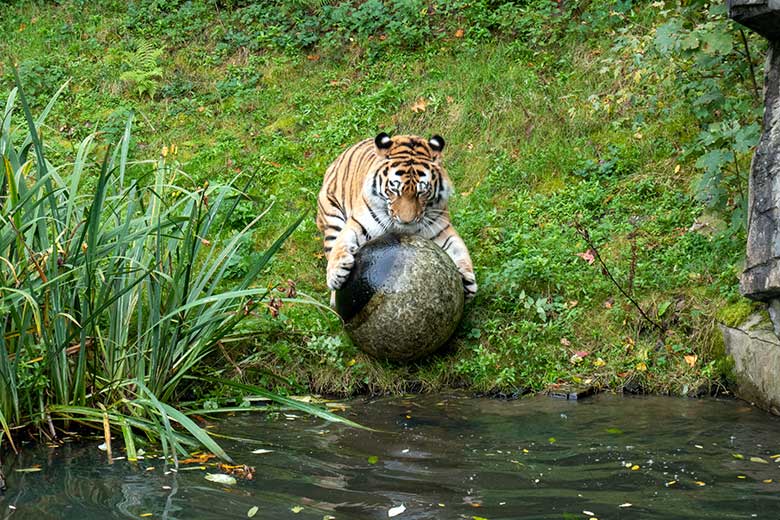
[218,340,243,378]
[574,221,665,332]
[740,29,760,102]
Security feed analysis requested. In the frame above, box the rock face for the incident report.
[727,0,780,40]
[726,12,780,408]
[335,234,464,362]
[721,311,780,415]
[741,39,780,302]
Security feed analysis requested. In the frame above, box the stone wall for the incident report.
[741,40,780,310]
[724,3,780,414]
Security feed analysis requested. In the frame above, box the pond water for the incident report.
[2,393,779,519]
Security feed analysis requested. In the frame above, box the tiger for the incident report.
[316,132,477,303]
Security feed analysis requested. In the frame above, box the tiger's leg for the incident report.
[325,217,368,293]
[432,226,477,299]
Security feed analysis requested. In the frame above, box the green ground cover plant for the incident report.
[0,0,767,432]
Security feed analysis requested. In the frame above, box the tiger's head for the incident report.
[373,132,451,226]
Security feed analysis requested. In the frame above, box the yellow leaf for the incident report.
[411,98,429,113]
[737,475,747,479]
[750,456,769,464]
[631,465,640,471]
[291,506,304,513]
[455,28,465,38]
[161,145,169,157]
[594,357,606,367]
[674,164,681,173]
[763,479,773,483]
[636,362,647,372]
[684,354,697,367]
[694,481,706,486]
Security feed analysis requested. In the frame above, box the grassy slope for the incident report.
[1,1,762,397]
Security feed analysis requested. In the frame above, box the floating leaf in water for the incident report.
[732,453,744,460]
[694,481,706,486]
[181,453,216,464]
[323,516,336,520]
[583,511,595,516]
[14,467,42,473]
[769,454,780,459]
[665,480,677,486]
[140,514,152,518]
[291,506,303,514]
[605,427,624,435]
[750,456,769,464]
[763,479,773,483]
[618,503,632,508]
[205,473,237,485]
[326,402,348,411]
[251,449,274,455]
[472,517,489,520]
[247,506,259,518]
[737,475,747,479]
[388,504,406,517]
[548,437,556,444]
[631,465,640,471]
[368,455,379,464]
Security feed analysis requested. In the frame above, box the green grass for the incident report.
[0,0,766,407]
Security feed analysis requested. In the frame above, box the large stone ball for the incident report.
[335,233,464,362]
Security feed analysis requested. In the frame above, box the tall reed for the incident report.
[0,77,354,462]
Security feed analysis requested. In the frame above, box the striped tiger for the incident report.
[316,132,477,303]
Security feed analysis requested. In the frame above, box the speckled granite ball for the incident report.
[335,233,464,362]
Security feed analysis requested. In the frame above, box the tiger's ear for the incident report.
[429,135,445,160]
[374,132,393,156]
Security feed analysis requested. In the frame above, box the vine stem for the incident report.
[573,221,666,333]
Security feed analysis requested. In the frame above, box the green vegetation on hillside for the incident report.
[1,0,766,422]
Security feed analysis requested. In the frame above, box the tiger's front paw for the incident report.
[326,252,355,291]
[461,270,477,300]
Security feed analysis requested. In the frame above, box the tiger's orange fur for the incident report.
[316,133,477,302]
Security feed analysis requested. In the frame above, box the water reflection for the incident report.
[1,394,779,519]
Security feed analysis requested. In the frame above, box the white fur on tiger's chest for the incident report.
[360,182,447,242]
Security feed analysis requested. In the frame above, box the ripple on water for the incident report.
[2,394,779,519]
